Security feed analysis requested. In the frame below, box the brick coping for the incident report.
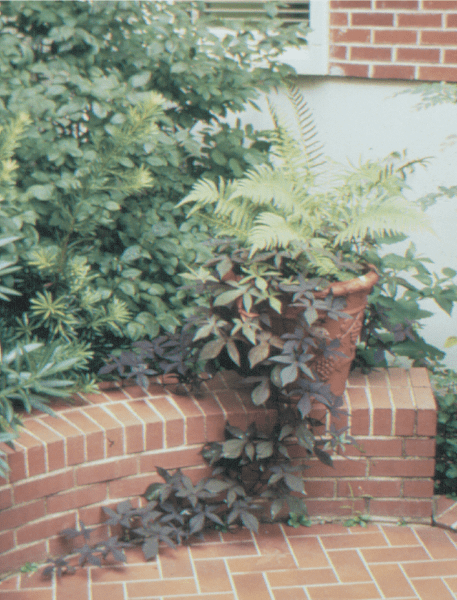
[0,367,438,573]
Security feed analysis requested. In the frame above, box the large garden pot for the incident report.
[310,269,379,395]
[237,269,380,397]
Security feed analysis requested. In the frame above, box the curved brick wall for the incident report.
[0,368,436,574]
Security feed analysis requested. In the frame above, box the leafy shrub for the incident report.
[356,242,457,370]
[433,368,457,496]
[0,114,93,479]
[0,0,307,370]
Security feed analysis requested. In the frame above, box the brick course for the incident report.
[0,368,436,574]
[329,0,457,82]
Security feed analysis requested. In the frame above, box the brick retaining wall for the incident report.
[0,368,436,574]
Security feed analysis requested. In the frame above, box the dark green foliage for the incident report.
[0,0,306,366]
[433,368,457,496]
[356,240,457,370]
[0,114,93,479]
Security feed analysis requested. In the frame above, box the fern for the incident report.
[179,89,431,276]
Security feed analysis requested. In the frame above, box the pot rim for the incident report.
[315,266,380,299]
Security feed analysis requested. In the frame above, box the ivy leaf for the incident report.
[142,537,159,561]
[271,498,285,520]
[284,473,305,494]
[189,512,206,535]
[248,342,270,368]
[205,479,230,493]
[280,363,299,386]
[222,438,246,459]
[200,339,226,361]
[256,440,274,460]
[245,442,255,461]
[213,287,245,306]
[240,510,259,533]
[314,447,333,467]
[251,378,270,405]
[297,395,312,418]
[295,423,314,452]
[226,338,240,366]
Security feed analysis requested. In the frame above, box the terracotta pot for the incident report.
[236,268,379,396]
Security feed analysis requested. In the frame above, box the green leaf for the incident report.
[271,499,285,520]
[205,479,230,493]
[442,268,457,278]
[210,149,227,166]
[240,510,259,533]
[0,235,21,248]
[170,62,188,74]
[120,245,152,263]
[245,442,255,461]
[295,424,314,452]
[226,339,240,366]
[314,447,333,467]
[213,288,245,306]
[28,184,54,200]
[280,364,298,386]
[256,440,274,460]
[248,343,270,368]
[200,339,226,361]
[284,473,305,494]
[269,296,283,314]
[251,378,270,405]
[445,337,457,348]
[130,71,151,88]
[142,537,159,561]
[222,438,246,459]
[118,280,137,297]
[189,512,206,535]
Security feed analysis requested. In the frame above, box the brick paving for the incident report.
[2,518,457,600]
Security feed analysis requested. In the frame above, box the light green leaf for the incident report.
[248,343,270,368]
[130,71,151,88]
[213,288,245,306]
[28,184,55,201]
[251,378,270,405]
[200,339,226,361]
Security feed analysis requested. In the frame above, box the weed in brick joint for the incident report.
[343,513,371,528]
[19,562,40,575]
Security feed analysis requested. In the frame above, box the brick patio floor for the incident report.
[2,516,457,600]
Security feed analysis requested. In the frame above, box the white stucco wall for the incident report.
[235,76,457,367]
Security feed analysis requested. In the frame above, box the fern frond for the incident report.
[178,178,220,212]
[334,196,433,245]
[268,87,325,173]
[286,85,325,168]
[248,212,313,253]
[232,164,302,213]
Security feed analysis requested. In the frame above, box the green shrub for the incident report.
[0,114,94,479]
[433,368,457,496]
[0,0,306,367]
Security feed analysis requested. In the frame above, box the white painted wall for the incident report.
[234,76,457,367]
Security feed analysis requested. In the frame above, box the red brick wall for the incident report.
[0,368,437,574]
[329,0,457,81]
